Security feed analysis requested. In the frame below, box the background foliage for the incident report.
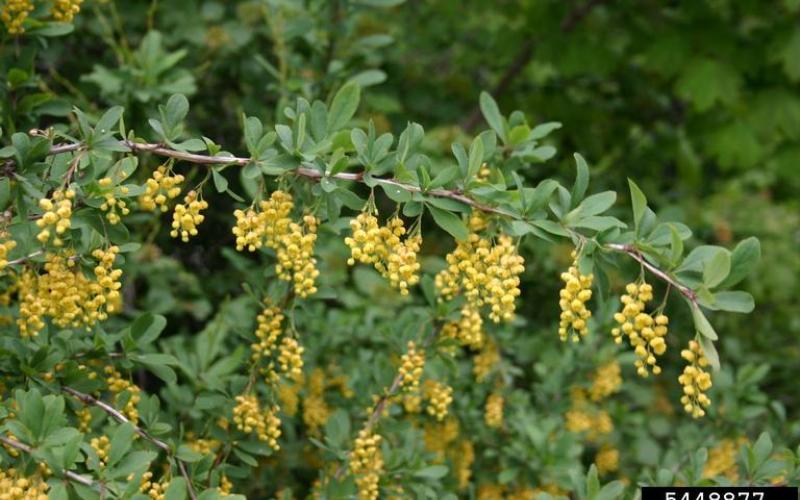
[0,0,798,499]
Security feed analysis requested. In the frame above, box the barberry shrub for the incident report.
[0,2,796,500]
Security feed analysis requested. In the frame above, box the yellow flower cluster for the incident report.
[484,392,504,428]
[278,336,305,383]
[423,380,453,421]
[590,361,622,401]
[187,437,221,456]
[0,467,49,499]
[301,368,332,435]
[422,417,459,457]
[345,212,422,295]
[565,389,614,442]
[218,475,233,496]
[611,282,668,376]
[703,437,746,481]
[251,302,284,362]
[232,191,320,297]
[90,435,111,466]
[139,166,184,212]
[0,233,16,272]
[399,341,425,392]
[595,445,619,474]
[98,178,130,225]
[76,407,92,432]
[36,189,74,246]
[557,256,593,342]
[1,0,33,34]
[473,338,500,382]
[232,394,282,449]
[278,382,300,416]
[139,472,169,500]
[441,306,484,349]
[275,215,320,298]
[679,340,712,418]
[350,428,384,500]
[106,366,141,423]
[454,440,475,490]
[435,233,525,323]
[51,0,83,22]
[170,190,208,242]
[15,248,123,337]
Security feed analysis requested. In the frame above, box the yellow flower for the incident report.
[557,252,593,342]
[679,339,712,418]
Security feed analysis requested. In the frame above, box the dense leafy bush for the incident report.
[0,1,797,499]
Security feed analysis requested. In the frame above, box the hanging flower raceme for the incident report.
[590,361,622,401]
[51,0,83,22]
[251,301,284,362]
[399,341,425,392]
[424,380,453,421]
[350,428,384,500]
[106,366,142,423]
[345,212,422,295]
[35,189,74,247]
[484,392,504,428]
[557,253,593,342]
[139,165,184,212]
[473,338,500,382]
[435,233,525,323]
[679,340,713,418]
[275,215,320,298]
[611,281,668,376]
[277,336,305,383]
[97,177,130,225]
[1,0,34,34]
[170,190,208,242]
[232,393,282,449]
[0,467,49,498]
[0,233,16,272]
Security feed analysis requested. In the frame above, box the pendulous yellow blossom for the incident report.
[703,437,747,481]
[170,190,208,242]
[557,253,593,342]
[473,338,500,382]
[0,467,49,498]
[1,0,34,34]
[595,445,620,474]
[484,392,504,428]
[106,366,142,423]
[590,361,622,401]
[350,428,384,500]
[424,380,453,421]
[423,417,459,456]
[611,281,668,376]
[0,232,17,272]
[36,189,74,247]
[275,215,320,298]
[251,301,284,362]
[232,393,282,449]
[345,212,422,295]
[90,435,111,466]
[679,339,713,418]
[399,341,425,392]
[139,165,184,212]
[51,0,83,22]
[442,305,484,350]
[277,336,304,383]
[453,439,474,490]
[98,177,131,225]
[436,233,525,323]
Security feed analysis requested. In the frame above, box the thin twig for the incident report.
[0,435,97,487]
[605,243,697,304]
[62,386,198,500]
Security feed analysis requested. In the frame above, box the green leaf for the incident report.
[164,477,188,500]
[698,335,720,371]
[675,58,741,112]
[628,178,647,234]
[108,422,135,467]
[414,464,449,479]
[571,153,589,208]
[571,191,616,218]
[380,183,412,203]
[532,219,569,238]
[719,237,760,288]
[691,305,718,341]
[711,291,755,313]
[479,92,507,142]
[428,205,468,241]
[467,136,484,180]
[327,82,361,132]
[164,94,189,128]
[703,248,731,288]
[212,169,229,193]
[131,313,168,346]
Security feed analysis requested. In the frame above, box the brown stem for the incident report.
[0,435,97,487]
[62,386,198,500]
[605,243,697,304]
